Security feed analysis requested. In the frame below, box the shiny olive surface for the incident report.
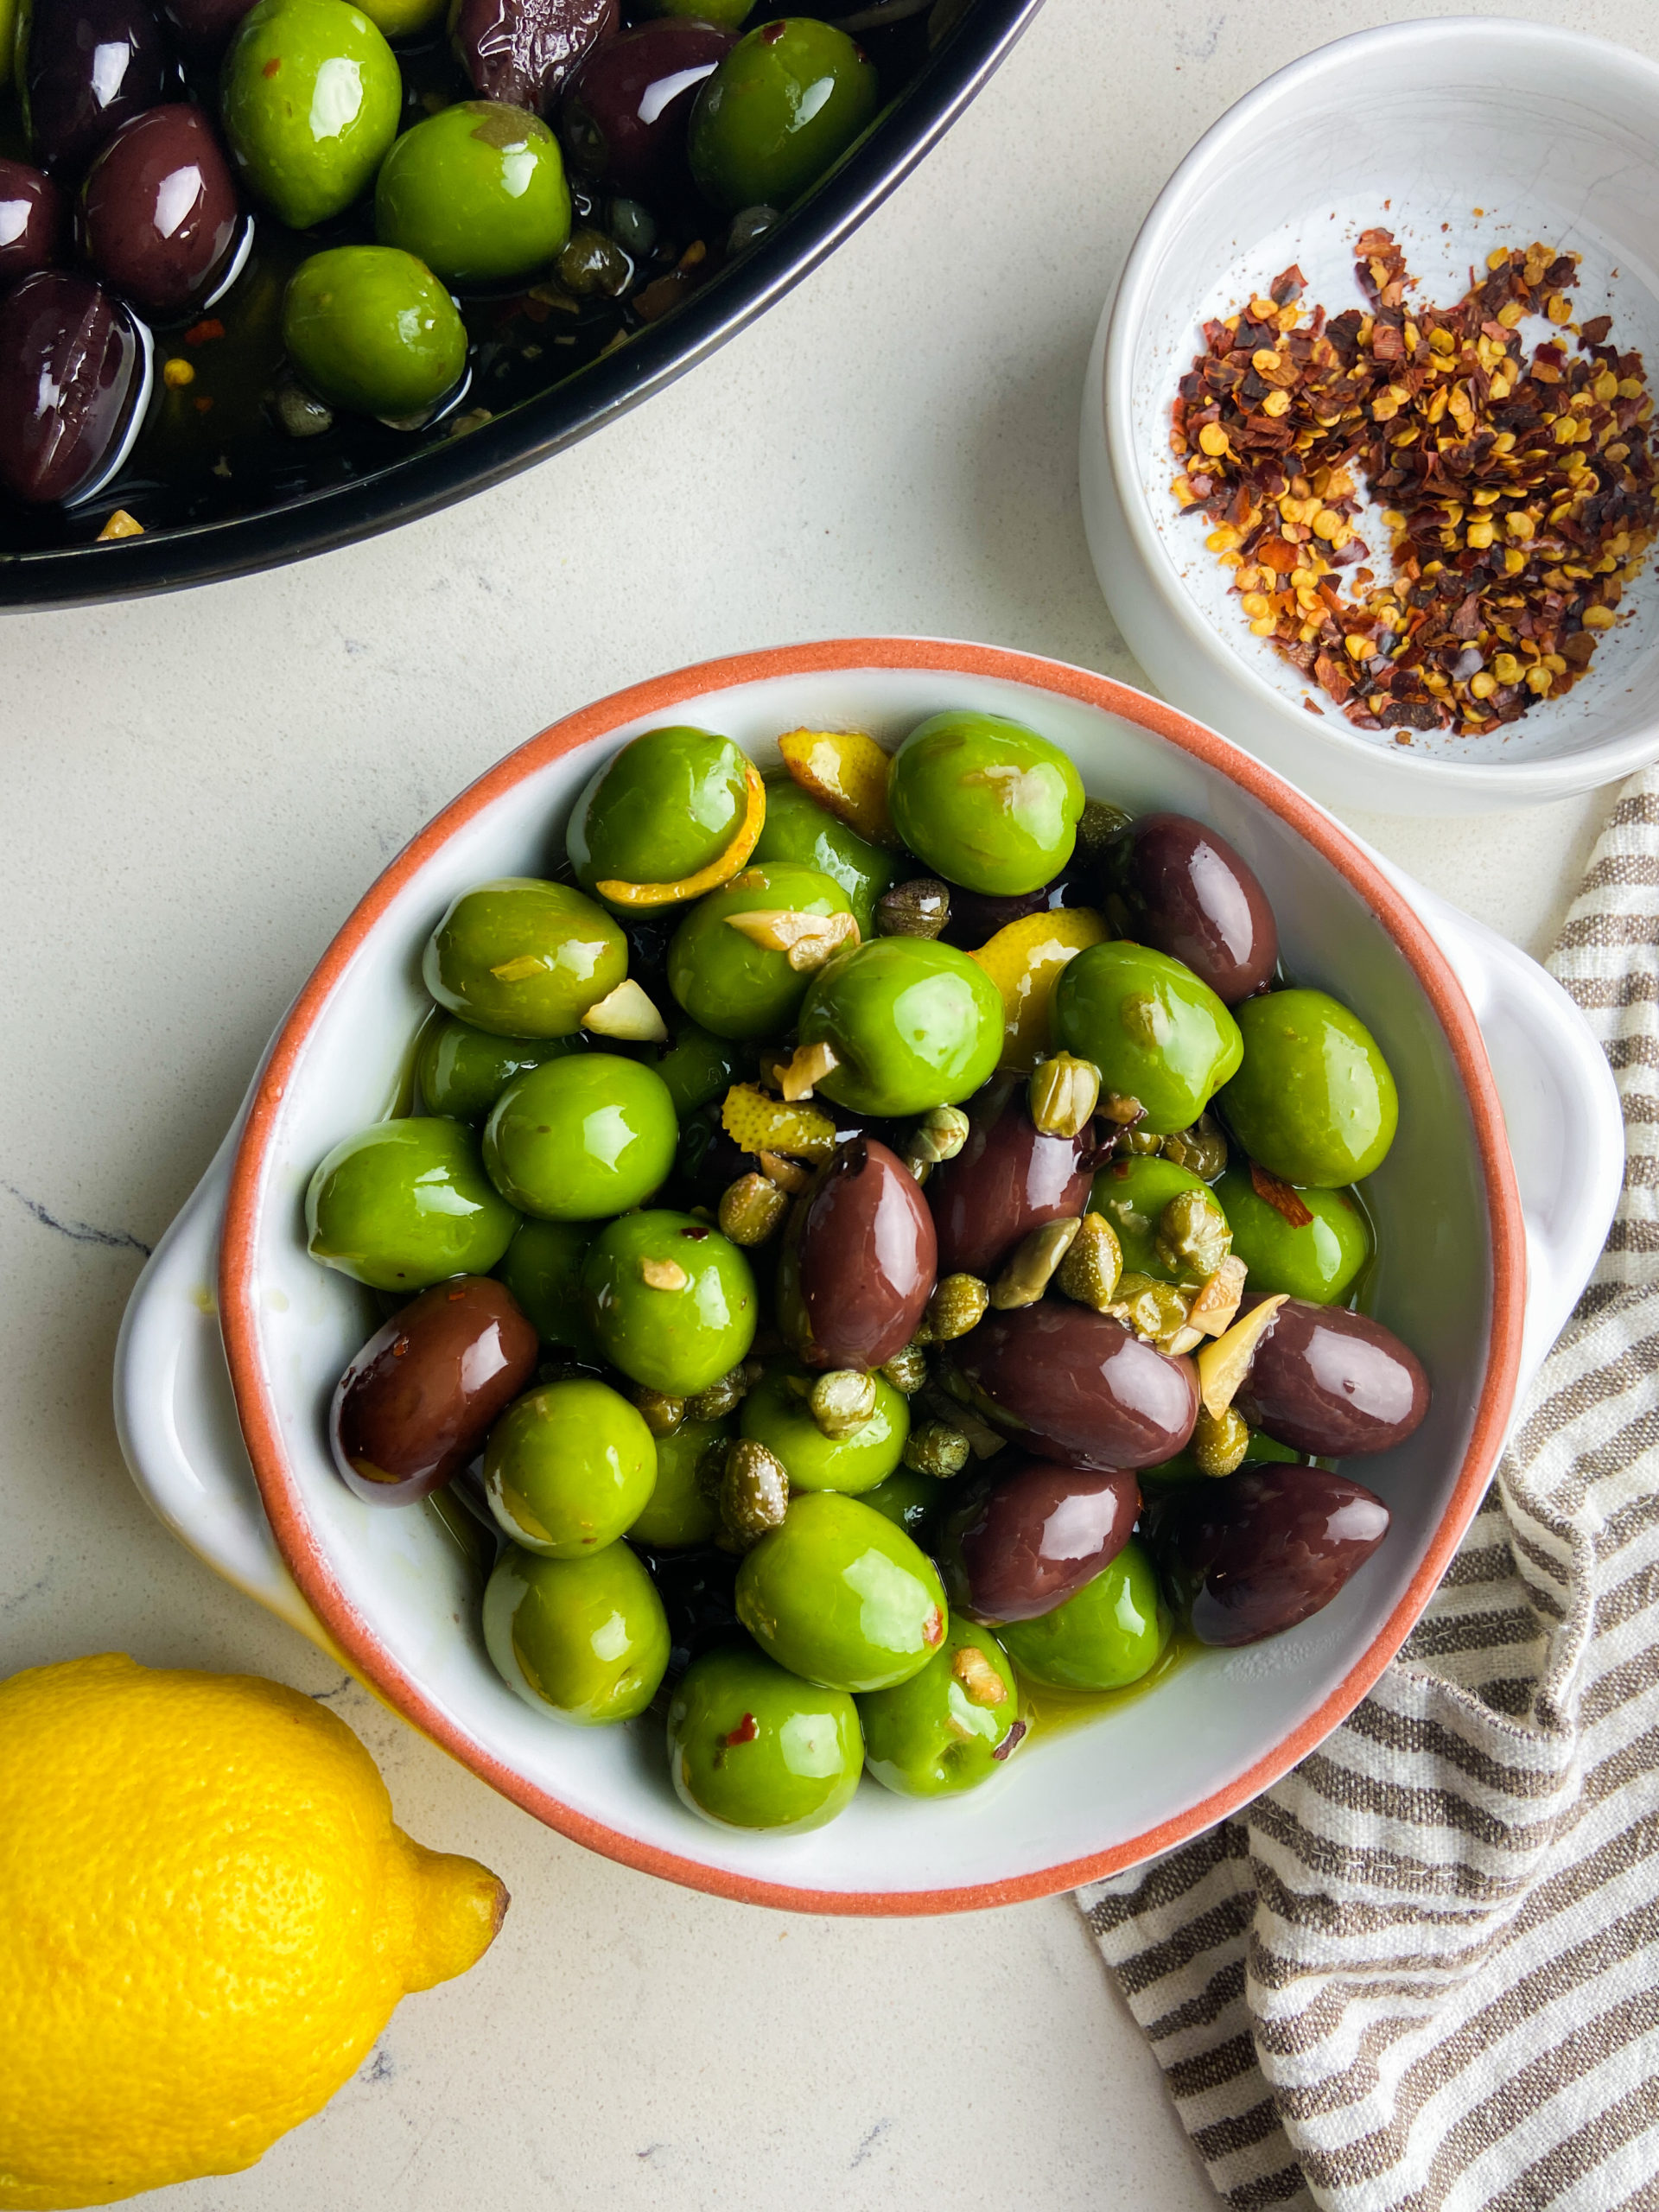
[887,709,1085,898]
[423,877,627,1037]
[667,861,851,1041]
[451,0,613,113]
[283,245,467,418]
[1221,989,1399,1188]
[482,1052,677,1220]
[483,1376,656,1554]
[1168,1465,1391,1647]
[417,1014,581,1122]
[740,1363,908,1495]
[0,270,141,504]
[626,1414,725,1548]
[753,776,898,938]
[582,1209,757,1396]
[941,1461,1140,1624]
[797,938,1004,1120]
[22,0,168,168]
[330,1275,537,1505]
[221,0,401,232]
[485,1538,668,1723]
[79,105,238,319]
[305,1116,520,1289]
[779,1137,936,1371]
[948,1301,1198,1472]
[631,1018,740,1120]
[997,1538,1169,1692]
[374,101,570,288]
[687,16,877,215]
[1054,941,1243,1135]
[668,1643,862,1834]
[560,17,729,199]
[859,1618,1021,1797]
[494,1216,597,1356]
[1119,814,1279,1005]
[0,157,62,287]
[1089,1155,1227,1285]
[928,1079,1095,1279]
[735,1491,947,1694]
[1234,1295,1428,1458]
[1214,1167,1370,1305]
[568,724,747,899]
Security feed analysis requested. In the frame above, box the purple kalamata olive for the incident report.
[780,1136,937,1370]
[330,1276,538,1506]
[1120,814,1278,1004]
[560,19,731,200]
[79,105,238,320]
[451,0,616,115]
[928,1079,1095,1279]
[159,0,255,51]
[948,1301,1198,1471]
[0,270,144,504]
[942,1461,1140,1623]
[941,869,1088,952]
[0,159,65,288]
[1234,1294,1429,1458]
[22,0,170,171]
[1169,1465,1391,1646]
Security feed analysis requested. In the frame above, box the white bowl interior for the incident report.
[1120,22,1659,772]
[245,665,1495,1899]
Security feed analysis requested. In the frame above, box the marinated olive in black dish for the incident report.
[79,105,239,319]
[450,0,614,113]
[778,1136,937,1371]
[560,19,731,200]
[947,1300,1199,1471]
[1232,1295,1429,1459]
[940,1462,1140,1624]
[1163,1465,1391,1647]
[1114,814,1279,1005]
[330,1275,538,1506]
[21,0,169,169]
[0,271,144,504]
[0,158,64,287]
[159,0,255,48]
[927,1079,1095,1280]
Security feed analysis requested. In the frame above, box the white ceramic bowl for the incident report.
[115,641,1621,1913]
[1080,17,1659,816]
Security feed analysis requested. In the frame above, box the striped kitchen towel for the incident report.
[1077,771,1659,2211]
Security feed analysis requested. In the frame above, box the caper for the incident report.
[557,226,630,298]
[631,1386,685,1437]
[727,205,781,255]
[1054,1211,1122,1311]
[902,1103,969,1182]
[274,378,334,439]
[1117,1126,1163,1156]
[718,1438,789,1549]
[1155,1189,1232,1281]
[1194,1404,1250,1477]
[875,878,950,939]
[879,1341,930,1395]
[685,1361,760,1423]
[919,1271,988,1344]
[990,1219,1082,1310]
[1027,1052,1101,1140]
[1161,1113,1229,1181]
[608,196,658,257]
[809,1369,878,1439]
[1073,797,1133,864]
[718,1172,790,1247]
[903,1419,970,1479]
[1110,1273,1192,1348]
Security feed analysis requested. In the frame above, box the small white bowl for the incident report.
[114,642,1621,1913]
[1081,16,1659,816]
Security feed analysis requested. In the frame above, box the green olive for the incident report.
[567,727,750,901]
[667,1643,862,1832]
[997,1540,1169,1692]
[1088,1155,1230,1285]
[416,1014,583,1122]
[626,1416,727,1547]
[483,1379,656,1554]
[283,246,466,420]
[422,878,627,1038]
[739,1365,908,1494]
[667,862,853,1041]
[797,937,1004,1118]
[628,1019,743,1120]
[494,1217,598,1356]
[735,1491,948,1694]
[687,17,878,216]
[483,1053,677,1220]
[887,709,1085,897]
[484,1541,669,1724]
[582,1209,757,1395]
[858,1466,941,1541]
[305,1116,518,1290]
[221,0,401,231]
[1212,1166,1371,1303]
[374,102,571,287]
[859,1619,1021,1797]
[753,775,899,937]
[1219,989,1399,1186]
[1053,941,1243,1135]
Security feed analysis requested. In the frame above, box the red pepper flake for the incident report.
[193,396,214,412]
[724,1713,758,1747]
[261,54,280,74]
[1249,1161,1314,1227]
[184,318,225,346]
[990,1719,1027,1763]
[923,1606,944,1648]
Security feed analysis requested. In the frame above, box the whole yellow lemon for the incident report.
[0,1654,507,2209]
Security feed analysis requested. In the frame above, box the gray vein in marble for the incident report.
[5,1183,152,1257]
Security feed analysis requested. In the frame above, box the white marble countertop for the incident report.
[1,0,1647,2203]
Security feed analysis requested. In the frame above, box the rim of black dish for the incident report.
[0,0,1044,613]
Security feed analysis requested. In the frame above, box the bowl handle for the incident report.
[1366,854,1624,1411]
[113,1115,343,1660]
